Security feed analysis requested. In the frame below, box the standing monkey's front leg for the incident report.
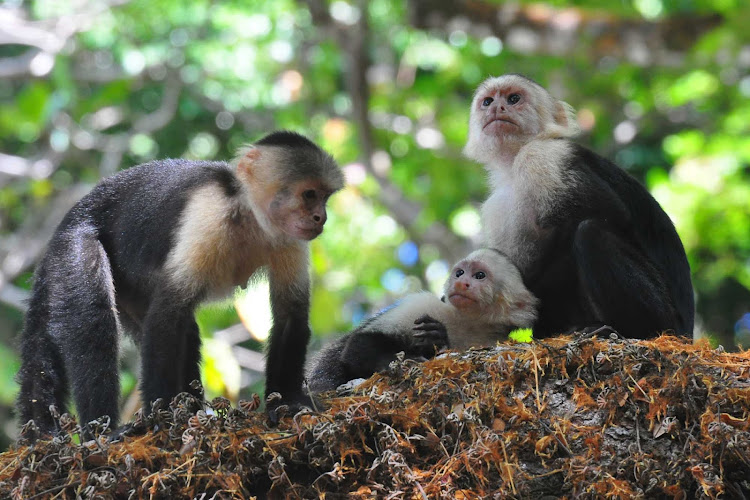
[265,245,317,423]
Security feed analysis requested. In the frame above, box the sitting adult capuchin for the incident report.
[464,74,694,339]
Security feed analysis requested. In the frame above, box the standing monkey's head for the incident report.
[234,131,344,241]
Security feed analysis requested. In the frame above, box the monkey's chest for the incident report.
[165,214,269,297]
[480,187,546,271]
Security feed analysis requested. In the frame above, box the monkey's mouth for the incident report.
[448,292,478,308]
[483,117,517,130]
[293,225,323,240]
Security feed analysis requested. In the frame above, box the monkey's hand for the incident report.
[411,314,449,358]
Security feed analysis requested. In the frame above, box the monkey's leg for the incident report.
[574,219,679,338]
[139,291,193,410]
[16,264,70,435]
[51,227,121,430]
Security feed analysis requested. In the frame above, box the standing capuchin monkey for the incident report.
[465,74,694,339]
[306,249,538,393]
[17,131,344,435]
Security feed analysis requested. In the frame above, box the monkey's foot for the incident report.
[106,422,144,442]
[577,324,619,339]
[266,391,319,426]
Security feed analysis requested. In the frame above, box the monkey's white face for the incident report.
[269,180,334,241]
[443,249,538,328]
[445,258,497,312]
[464,76,541,164]
[235,146,342,242]
[464,75,580,166]
[475,82,541,138]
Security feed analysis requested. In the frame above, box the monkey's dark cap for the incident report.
[255,130,319,149]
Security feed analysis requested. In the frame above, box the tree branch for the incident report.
[305,0,471,263]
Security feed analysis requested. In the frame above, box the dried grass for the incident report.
[1,334,749,499]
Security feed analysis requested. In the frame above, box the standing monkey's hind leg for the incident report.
[18,224,122,435]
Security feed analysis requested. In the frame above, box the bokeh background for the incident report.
[1,0,748,449]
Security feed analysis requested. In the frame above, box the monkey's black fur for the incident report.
[526,144,694,339]
[16,131,339,435]
[255,130,318,149]
[17,160,221,433]
[307,315,447,394]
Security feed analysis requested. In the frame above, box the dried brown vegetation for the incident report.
[1,334,749,499]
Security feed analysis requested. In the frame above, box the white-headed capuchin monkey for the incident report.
[306,248,538,393]
[17,131,344,435]
[465,74,694,339]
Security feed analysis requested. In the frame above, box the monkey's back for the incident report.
[38,160,242,309]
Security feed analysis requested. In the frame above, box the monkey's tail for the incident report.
[16,263,69,436]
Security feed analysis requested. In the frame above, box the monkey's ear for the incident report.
[550,101,581,138]
[514,289,540,315]
[236,147,262,179]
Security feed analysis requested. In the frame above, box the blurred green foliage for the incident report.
[0,0,749,447]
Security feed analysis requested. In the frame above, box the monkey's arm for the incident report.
[410,314,450,356]
[303,332,400,394]
[306,316,448,394]
[338,332,413,377]
[265,246,317,421]
[341,315,449,374]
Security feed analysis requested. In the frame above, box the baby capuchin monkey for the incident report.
[16,131,343,435]
[465,74,694,339]
[306,249,538,393]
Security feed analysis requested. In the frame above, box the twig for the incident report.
[27,481,81,500]
[452,421,465,457]
[402,463,428,500]
[635,407,643,454]
[499,440,517,495]
[529,347,542,412]
[541,420,573,457]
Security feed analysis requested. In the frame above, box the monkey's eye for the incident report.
[455,269,464,278]
[507,93,521,105]
[474,271,486,280]
[481,97,493,107]
[302,190,317,200]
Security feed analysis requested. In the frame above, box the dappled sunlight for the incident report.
[234,281,272,342]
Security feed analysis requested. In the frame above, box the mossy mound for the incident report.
[1,334,749,499]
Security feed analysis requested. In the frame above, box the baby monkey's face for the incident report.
[445,258,495,312]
